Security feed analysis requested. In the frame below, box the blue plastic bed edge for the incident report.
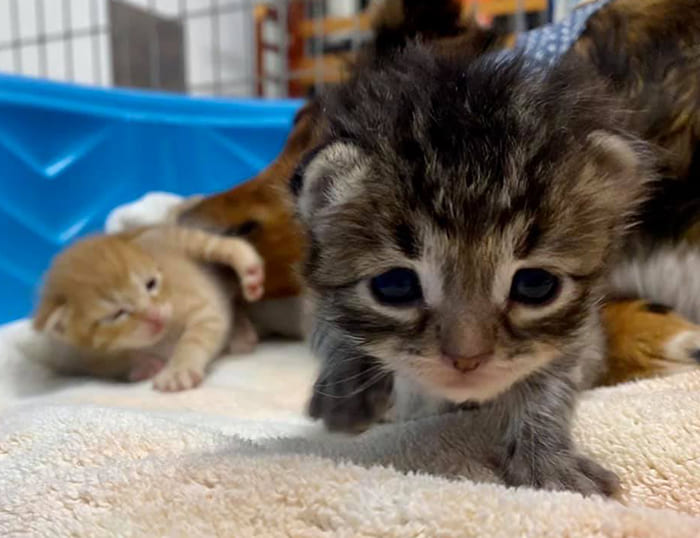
[0,73,305,323]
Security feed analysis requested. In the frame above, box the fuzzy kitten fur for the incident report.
[33,226,264,391]
[293,47,661,496]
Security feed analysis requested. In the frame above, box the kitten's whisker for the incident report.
[316,363,386,386]
[314,369,390,400]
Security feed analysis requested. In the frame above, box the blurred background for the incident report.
[0,0,578,322]
[0,0,576,99]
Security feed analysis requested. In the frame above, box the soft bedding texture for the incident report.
[0,320,699,537]
[2,191,699,536]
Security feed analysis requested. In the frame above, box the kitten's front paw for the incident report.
[503,451,620,497]
[308,362,394,433]
[153,366,204,392]
[241,263,265,302]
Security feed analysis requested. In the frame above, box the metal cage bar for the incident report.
[0,0,541,98]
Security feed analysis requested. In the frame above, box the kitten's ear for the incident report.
[33,297,68,335]
[582,131,655,211]
[290,141,368,220]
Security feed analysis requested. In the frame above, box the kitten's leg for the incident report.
[601,299,700,385]
[227,311,259,354]
[492,362,620,497]
[308,324,394,433]
[153,308,228,392]
[201,237,265,302]
[135,226,264,301]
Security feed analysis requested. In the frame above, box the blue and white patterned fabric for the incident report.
[515,0,612,67]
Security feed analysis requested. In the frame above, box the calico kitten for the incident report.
[33,226,264,391]
[292,48,660,495]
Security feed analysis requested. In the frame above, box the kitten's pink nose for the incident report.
[144,309,165,333]
[144,308,162,322]
[441,351,492,373]
[439,318,494,372]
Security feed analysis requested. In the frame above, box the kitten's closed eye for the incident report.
[509,268,560,306]
[103,308,130,323]
[370,268,423,306]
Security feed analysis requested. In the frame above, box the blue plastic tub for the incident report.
[0,74,303,323]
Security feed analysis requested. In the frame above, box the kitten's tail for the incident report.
[602,246,700,384]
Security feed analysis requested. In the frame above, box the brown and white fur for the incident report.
[33,226,264,391]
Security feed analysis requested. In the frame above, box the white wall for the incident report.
[0,0,255,96]
[0,0,111,85]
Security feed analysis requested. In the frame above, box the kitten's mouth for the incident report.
[412,347,558,404]
[441,352,492,375]
[149,320,165,336]
[144,315,168,337]
[144,305,172,337]
[420,361,505,404]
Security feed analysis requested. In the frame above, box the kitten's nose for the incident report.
[441,351,492,373]
[144,308,163,323]
[143,308,165,333]
[440,318,494,372]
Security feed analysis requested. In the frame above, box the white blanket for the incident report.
[1,320,699,537]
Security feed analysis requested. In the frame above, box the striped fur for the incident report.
[33,226,264,391]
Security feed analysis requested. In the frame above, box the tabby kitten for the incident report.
[292,48,658,495]
[33,225,264,391]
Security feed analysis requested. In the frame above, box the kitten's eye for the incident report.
[145,277,158,292]
[370,268,422,306]
[509,268,560,306]
[105,309,129,323]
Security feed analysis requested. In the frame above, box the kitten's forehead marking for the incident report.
[417,224,525,310]
[394,222,420,259]
[416,228,447,307]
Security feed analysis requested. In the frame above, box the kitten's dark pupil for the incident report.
[370,268,422,306]
[146,278,157,291]
[509,268,559,305]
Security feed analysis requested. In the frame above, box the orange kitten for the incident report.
[33,226,264,391]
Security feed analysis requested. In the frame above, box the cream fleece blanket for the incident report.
[0,320,699,537]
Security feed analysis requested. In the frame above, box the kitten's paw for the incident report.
[128,355,166,382]
[503,451,620,497]
[153,366,204,392]
[241,263,265,302]
[603,299,700,385]
[569,455,621,497]
[308,362,394,433]
[664,329,700,366]
[221,237,265,301]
